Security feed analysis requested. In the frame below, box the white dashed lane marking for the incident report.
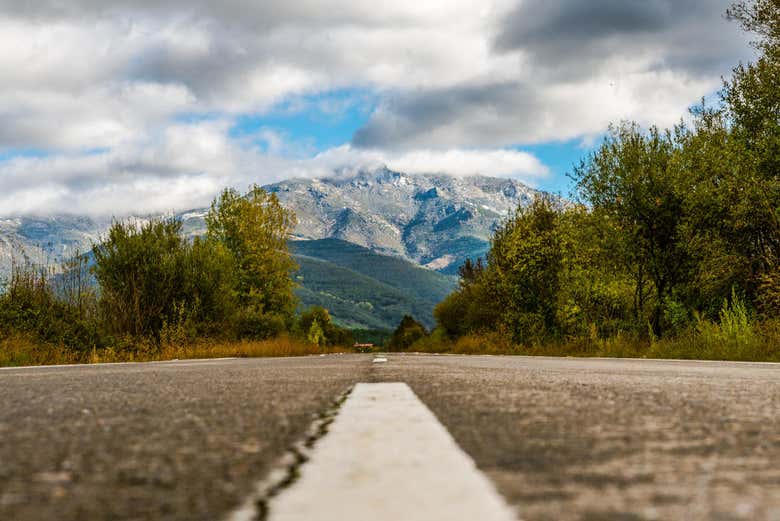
[250,382,518,521]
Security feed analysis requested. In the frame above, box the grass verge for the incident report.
[0,333,347,367]
[407,321,780,362]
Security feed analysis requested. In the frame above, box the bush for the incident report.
[409,327,452,353]
[0,263,101,351]
[93,219,238,341]
[387,315,427,351]
[298,307,354,346]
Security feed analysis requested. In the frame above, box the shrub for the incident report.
[387,315,427,351]
[93,219,238,341]
[0,263,101,351]
[409,327,452,353]
[299,306,354,346]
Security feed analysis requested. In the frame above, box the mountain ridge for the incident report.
[0,167,548,276]
[265,167,543,272]
[0,168,548,328]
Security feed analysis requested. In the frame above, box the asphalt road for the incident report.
[2,354,780,520]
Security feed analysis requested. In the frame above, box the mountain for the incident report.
[0,215,112,276]
[290,239,456,329]
[1,168,546,277]
[0,168,548,327]
[266,167,542,273]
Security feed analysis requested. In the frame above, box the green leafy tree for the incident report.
[557,206,637,337]
[723,1,780,300]
[672,1,780,314]
[434,258,495,339]
[93,219,189,338]
[485,196,565,342]
[573,124,688,334]
[206,185,298,337]
[387,315,428,351]
[92,219,236,340]
[299,306,354,346]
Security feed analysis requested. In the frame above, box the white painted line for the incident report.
[257,382,517,521]
[0,357,240,372]
[372,357,388,363]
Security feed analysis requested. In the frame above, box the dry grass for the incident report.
[155,336,347,361]
[0,332,83,367]
[0,334,348,367]
[409,323,780,362]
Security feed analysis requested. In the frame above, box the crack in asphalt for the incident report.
[237,385,355,521]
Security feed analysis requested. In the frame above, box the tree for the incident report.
[723,1,780,289]
[92,219,236,340]
[727,0,780,51]
[300,306,354,346]
[672,1,780,314]
[387,315,427,351]
[573,124,688,334]
[435,258,496,339]
[93,219,189,338]
[435,197,575,343]
[206,185,298,337]
[484,196,565,342]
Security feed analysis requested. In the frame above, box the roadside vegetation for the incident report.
[2,0,778,365]
[398,1,780,362]
[0,185,354,366]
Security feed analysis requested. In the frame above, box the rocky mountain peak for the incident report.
[266,167,545,272]
[0,169,549,277]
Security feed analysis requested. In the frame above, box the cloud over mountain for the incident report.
[0,0,753,216]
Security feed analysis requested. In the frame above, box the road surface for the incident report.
[2,354,780,520]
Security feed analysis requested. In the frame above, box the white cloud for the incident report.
[309,145,548,179]
[0,0,756,216]
[0,120,548,216]
[0,1,753,153]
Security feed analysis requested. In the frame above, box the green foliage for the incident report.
[573,123,687,334]
[387,315,428,351]
[1,186,372,363]
[408,327,452,353]
[756,266,780,316]
[487,196,565,342]
[88,185,303,344]
[290,238,456,329]
[93,219,237,341]
[207,185,298,335]
[435,197,570,344]
[306,319,325,347]
[298,306,355,346]
[662,297,691,335]
[0,262,101,350]
[430,0,780,361]
[713,291,754,348]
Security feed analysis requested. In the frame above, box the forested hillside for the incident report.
[291,239,456,329]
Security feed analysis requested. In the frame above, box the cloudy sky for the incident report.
[0,0,754,216]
